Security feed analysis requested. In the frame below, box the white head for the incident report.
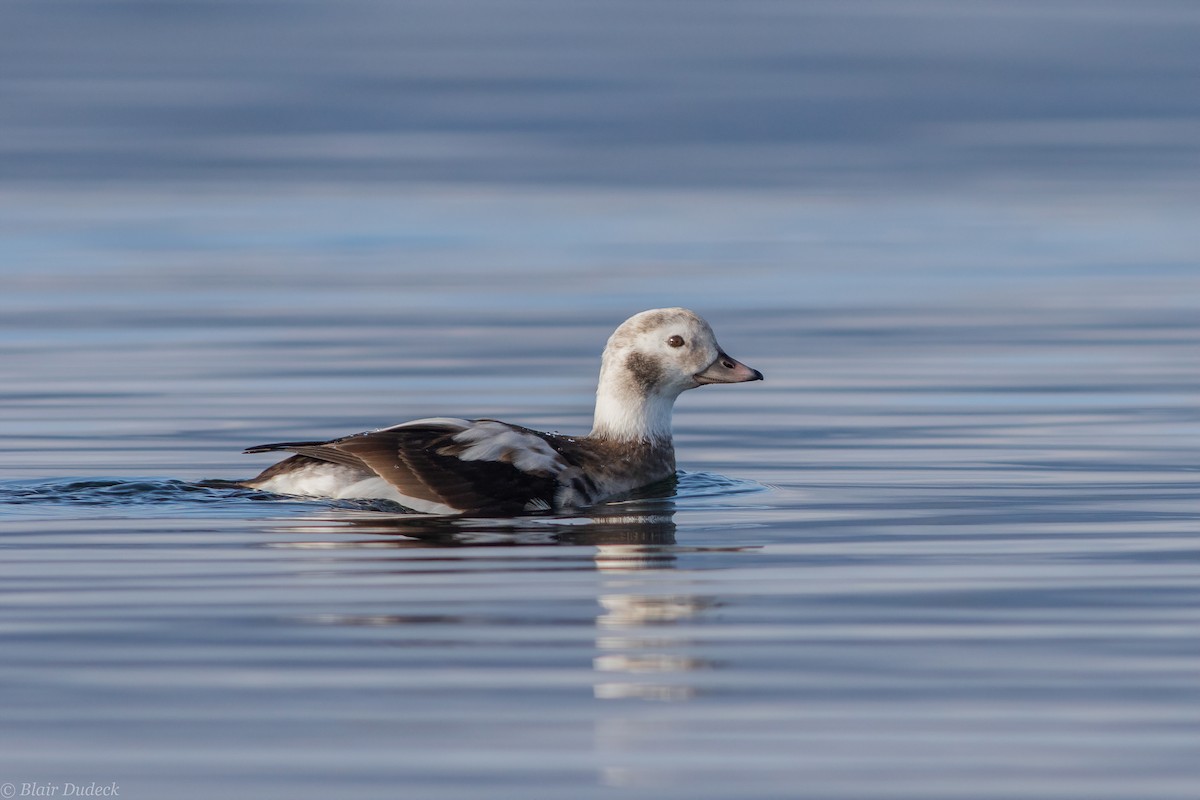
[589,307,762,442]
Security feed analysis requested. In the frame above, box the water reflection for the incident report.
[268,502,680,549]
[587,519,720,787]
[593,587,716,703]
[262,501,753,788]
[268,502,720,701]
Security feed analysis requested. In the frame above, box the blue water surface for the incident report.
[2,2,1199,799]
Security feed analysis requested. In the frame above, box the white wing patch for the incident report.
[446,421,567,477]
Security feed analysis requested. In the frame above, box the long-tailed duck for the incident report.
[242,307,762,514]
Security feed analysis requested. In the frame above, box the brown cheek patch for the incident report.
[624,351,664,391]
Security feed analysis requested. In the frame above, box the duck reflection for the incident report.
[265,498,734,787]
[268,498,673,547]
[592,590,716,702]
[269,498,718,686]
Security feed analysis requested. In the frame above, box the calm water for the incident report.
[3,2,1200,799]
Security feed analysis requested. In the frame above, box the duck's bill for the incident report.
[694,352,764,385]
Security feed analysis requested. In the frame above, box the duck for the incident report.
[241,307,762,514]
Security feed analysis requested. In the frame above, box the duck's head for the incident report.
[591,308,763,441]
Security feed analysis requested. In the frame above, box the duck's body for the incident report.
[242,308,761,514]
[245,418,675,514]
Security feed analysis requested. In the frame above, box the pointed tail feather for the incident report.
[243,440,327,455]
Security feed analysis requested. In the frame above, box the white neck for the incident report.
[589,377,677,443]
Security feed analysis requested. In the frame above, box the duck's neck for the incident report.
[588,381,677,445]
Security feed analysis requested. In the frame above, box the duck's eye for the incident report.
[667,335,685,348]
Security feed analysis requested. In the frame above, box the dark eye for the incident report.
[667,335,685,348]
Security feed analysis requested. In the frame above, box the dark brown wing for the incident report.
[339,425,562,513]
[245,421,566,513]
